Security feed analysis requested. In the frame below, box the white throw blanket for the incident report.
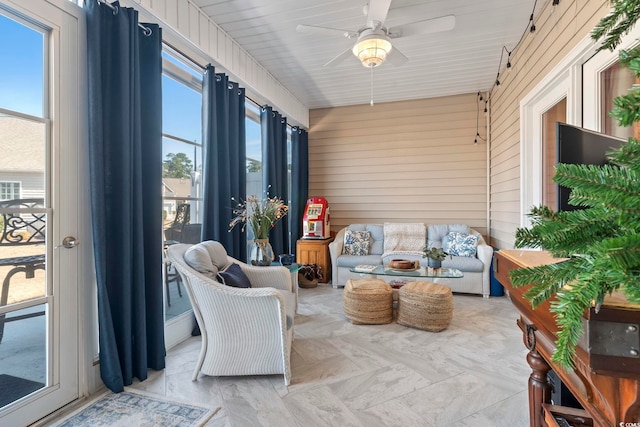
[382,223,426,258]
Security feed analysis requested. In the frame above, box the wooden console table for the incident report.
[296,237,334,284]
[495,249,640,427]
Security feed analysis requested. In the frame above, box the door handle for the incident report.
[56,236,79,249]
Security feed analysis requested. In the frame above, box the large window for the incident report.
[161,48,203,323]
[246,103,262,211]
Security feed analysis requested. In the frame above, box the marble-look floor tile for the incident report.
[454,389,529,427]
[165,369,224,408]
[124,287,531,427]
[283,385,363,427]
[401,370,525,425]
[329,362,433,411]
[355,398,433,427]
[218,377,298,427]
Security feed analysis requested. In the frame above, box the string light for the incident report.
[474,92,487,145]
[470,0,539,143]
[529,13,536,33]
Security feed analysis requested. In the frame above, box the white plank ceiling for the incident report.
[192,0,537,109]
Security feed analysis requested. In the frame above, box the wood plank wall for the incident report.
[488,0,609,249]
[308,93,488,237]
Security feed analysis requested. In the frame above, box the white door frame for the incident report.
[519,33,595,227]
[0,0,83,424]
[583,25,640,132]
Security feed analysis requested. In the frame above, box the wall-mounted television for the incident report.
[556,123,626,211]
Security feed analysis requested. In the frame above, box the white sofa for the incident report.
[329,223,493,298]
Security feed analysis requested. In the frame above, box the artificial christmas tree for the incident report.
[511,0,640,369]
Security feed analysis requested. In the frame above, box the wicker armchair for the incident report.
[166,242,295,385]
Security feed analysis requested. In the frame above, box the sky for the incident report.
[0,13,44,118]
[0,11,262,168]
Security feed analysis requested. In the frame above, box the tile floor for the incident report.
[129,284,531,427]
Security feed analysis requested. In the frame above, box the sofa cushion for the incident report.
[443,232,479,257]
[336,254,383,268]
[344,229,371,255]
[441,255,484,272]
[348,224,384,255]
[217,263,252,288]
[428,224,471,247]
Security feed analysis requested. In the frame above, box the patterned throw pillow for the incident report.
[443,232,479,257]
[344,230,371,256]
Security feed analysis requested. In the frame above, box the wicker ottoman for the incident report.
[397,281,453,332]
[343,278,393,325]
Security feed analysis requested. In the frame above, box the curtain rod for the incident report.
[97,0,152,36]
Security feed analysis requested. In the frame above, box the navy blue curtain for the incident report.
[261,106,289,256]
[290,127,309,253]
[201,65,247,260]
[86,0,165,392]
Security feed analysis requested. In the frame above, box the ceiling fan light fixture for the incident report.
[352,34,392,67]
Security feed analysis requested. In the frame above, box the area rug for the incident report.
[0,374,44,407]
[51,389,220,427]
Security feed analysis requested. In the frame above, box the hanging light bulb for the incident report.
[529,14,536,34]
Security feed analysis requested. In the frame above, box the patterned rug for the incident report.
[51,389,220,427]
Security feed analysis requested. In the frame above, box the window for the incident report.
[0,181,20,201]
[246,102,262,214]
[541,98,567,209]
[161,47,203,322]
[601,61,636,139]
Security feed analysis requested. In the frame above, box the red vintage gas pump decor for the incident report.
[302,197,330,238]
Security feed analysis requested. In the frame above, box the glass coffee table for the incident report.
[349,265,463,288]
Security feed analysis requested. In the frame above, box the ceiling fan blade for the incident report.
[323,48,354,67]
[296,24,357,38]
[366,0,392,27]
[388,14,455,38]
[386,46,408,66]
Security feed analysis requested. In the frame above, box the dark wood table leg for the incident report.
[527,348,552,427]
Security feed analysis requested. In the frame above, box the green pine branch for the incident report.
[513,0,640,370]
[554,163,640,213]
[591,0,640,52]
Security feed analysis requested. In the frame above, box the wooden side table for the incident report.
[296,237,334,283]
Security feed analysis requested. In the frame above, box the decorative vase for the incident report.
[427,258,442,269]
[250,238,275,266]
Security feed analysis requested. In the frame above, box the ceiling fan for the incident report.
[296,0,456,68]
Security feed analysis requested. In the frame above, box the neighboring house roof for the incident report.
[0,116,45,171]
[162,177,192,198]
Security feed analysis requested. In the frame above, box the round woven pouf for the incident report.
[343,278,393,325]
[397,281,453,332]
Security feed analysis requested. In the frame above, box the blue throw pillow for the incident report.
[443,232,479,257]
[217,263,251,288]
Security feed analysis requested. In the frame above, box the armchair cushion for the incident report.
[217,263,252,288]
[443,232,479,257]
[184,241,229,278]
[184,244,218,278]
